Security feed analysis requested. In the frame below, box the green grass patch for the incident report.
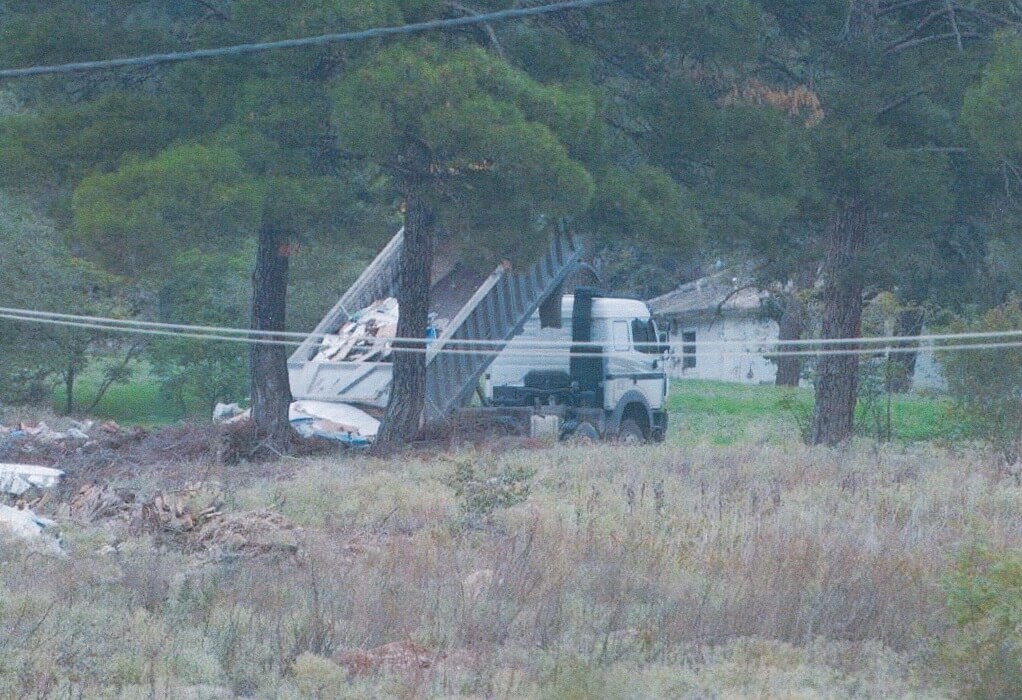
[668,379,808,446]
[51,361,205,426]
[54,377,190,425]
[52,369,951,442]
[668,379,951,446]
[857,390,955,443]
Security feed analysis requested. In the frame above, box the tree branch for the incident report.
[445,1,507,59]
[884,30,980,54]
[1004,159,1022,200]
[945,0,964,50]
[877,0,935,18]
[887,6,953,47]
[714,282,761,321]
[952,3,1022,27]
[84,341,145,413]
[877,88,925,116]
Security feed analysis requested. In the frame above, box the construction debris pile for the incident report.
[313,297,399,363]
[56,483,299,561]
[0,457,66,553]
[0,419,100,445]
[0,419,304,560]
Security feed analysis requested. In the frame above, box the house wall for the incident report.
[663,314,949,391]
[666,315,780,384]
[903,338,947,392]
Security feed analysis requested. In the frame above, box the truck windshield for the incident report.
[632,318,660,354]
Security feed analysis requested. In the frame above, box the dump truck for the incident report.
[287,228,669,441]
[482,289,669,442]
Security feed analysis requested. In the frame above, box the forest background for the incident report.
[3,0,1022,450]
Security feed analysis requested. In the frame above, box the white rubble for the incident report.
[0,463,64,496]
[289,400,380,439]
[0,504,63,555]
[212,402,245,423]
[313,297,399,363]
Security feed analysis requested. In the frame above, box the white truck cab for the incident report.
[484,288,669,442]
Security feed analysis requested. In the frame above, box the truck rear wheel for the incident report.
[617,418,645,444]
[568,421,600,443]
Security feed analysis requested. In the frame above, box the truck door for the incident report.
[615,318,665,411]
[600,319,661,411]
[603,320,634,409]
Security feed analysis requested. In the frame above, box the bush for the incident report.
[941,544,1022,699]
[938,300,1022,461]
[449,458,533,529]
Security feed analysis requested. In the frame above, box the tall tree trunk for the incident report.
[250,225,293,456]
[373,183,434,453]
[888,307,924,393]
[810,199,867,446]
[775,291,805,387]
[64,366,76,414]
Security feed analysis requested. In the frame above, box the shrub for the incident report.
[938,300,1022,461]
[449,458,534,528]
[941,544,1022,699]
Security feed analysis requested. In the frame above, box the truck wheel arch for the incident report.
[610,391,652,439]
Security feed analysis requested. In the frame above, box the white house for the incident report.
[648,273,947,390]
[649,274,780,384]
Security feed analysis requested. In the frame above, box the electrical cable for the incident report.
[2,305,1022,351]
[0,0,626,79]
[4,309,1022,359]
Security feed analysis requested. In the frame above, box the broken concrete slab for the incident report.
[0,463,63,496]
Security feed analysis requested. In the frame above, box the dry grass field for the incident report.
[4,430,1022,699]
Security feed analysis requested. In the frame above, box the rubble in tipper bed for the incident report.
[313,296,399,363]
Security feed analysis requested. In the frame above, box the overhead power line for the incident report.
[3,305,1022,350]
[0,0,625,79]
[4,307,1022,359]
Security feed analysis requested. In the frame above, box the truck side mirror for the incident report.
[658,331,670,355]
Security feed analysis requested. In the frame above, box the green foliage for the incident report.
[592,164,703,251]
[941,544,1022,699]
[0,2,171,72]
[505,25,597,84]
[450,458,534,528]
[669,379,948,446]
[938,299,1022,461]
[52,367,190,425]
[0,92,191,189]
[963,34,1022,163]
[333,41,597,262]
[149,250,252,415]
[72,144,262,276]
[0,193,135,409]
[703,104,817,247]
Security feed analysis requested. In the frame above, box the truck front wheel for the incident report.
[617,418,645,444]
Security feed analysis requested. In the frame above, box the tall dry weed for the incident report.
[5,441,1017,696]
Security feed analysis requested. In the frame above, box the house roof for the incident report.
[648,273,766,318]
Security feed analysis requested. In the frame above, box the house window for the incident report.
[682,331,696,369]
